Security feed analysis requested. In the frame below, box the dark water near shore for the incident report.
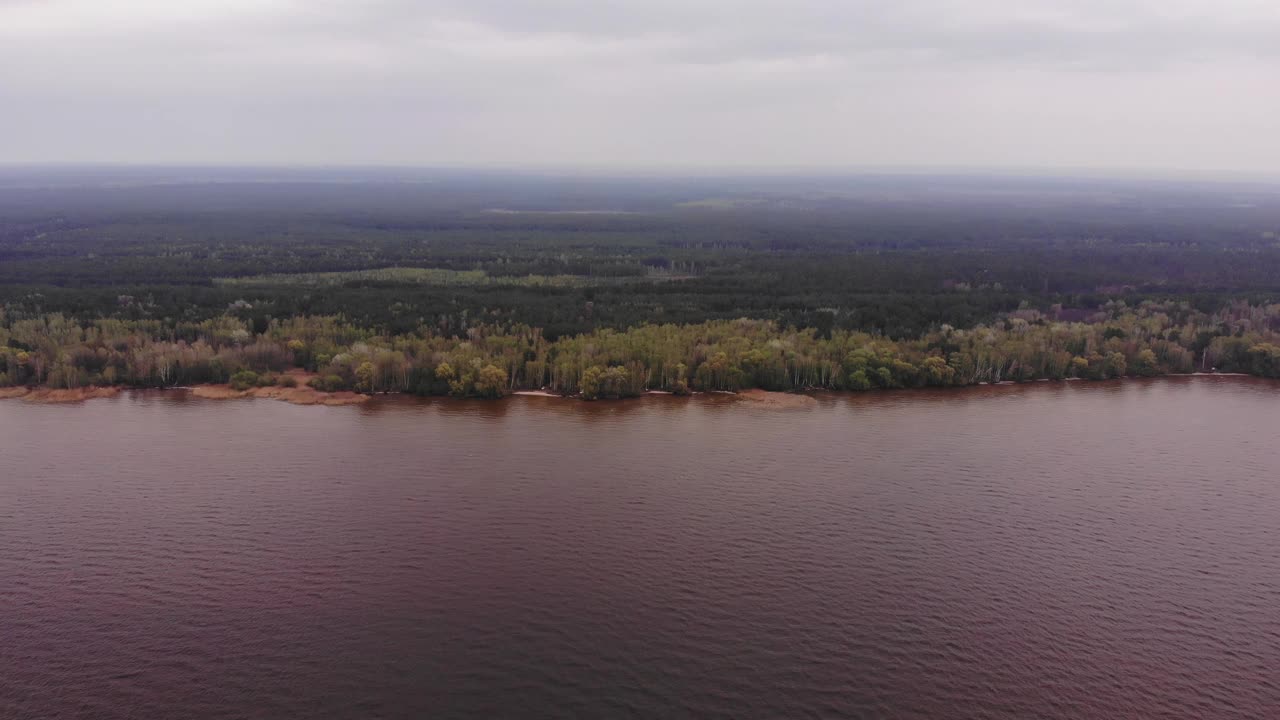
[3,377,1280,719]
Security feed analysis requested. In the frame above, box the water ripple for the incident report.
[2,378,1280,718]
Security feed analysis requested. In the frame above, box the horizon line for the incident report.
[2,161,1279,185]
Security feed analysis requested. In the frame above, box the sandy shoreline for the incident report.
[512,388,812,407]
[0,372,1267,406]
[190,384,370,406]
[0,376,368,406]
[513,389,677,398]
[733,388,819,408]
[0,386,122,403]
[183,369,370,406]
[0,384,809,407]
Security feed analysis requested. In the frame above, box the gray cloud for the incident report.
[1,0,1278,172]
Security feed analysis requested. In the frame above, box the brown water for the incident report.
[3,377,1280,719]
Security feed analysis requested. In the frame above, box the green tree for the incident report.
[1070,356,1089,378]
[1133,349,1160,377]
[920,356,955,386]
[1248,343,1280,377]
[580,365,604,400]
[354,361,376,393]
[229,370,259,391]
[1106,352,1127,378]
[847,369,871,391]
[474,364,507,398]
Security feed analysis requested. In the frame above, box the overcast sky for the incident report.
[2,0,1278,174]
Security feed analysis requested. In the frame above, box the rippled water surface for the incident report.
[4,377,1280,719]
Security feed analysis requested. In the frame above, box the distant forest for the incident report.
[2,168,1280,395]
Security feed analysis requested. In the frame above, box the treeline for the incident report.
[3,301,1279,399]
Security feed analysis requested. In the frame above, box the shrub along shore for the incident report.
[2,300,1279,402]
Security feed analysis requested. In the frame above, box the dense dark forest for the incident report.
[2,167,1280,396]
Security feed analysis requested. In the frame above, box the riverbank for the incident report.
[733,388,819,408]
[0,383,366,406]
[0,372,1268,405]
[515,387,815,407]
[190,383,369,406]
[0,383,806,407]
[0,386,122,403]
